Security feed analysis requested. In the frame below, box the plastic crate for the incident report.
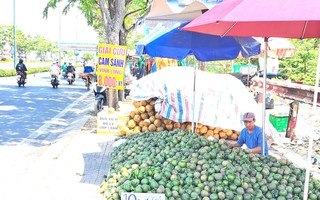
[269,114,289,132]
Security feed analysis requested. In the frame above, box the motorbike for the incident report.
[229,71,258,87]
[123,70,136,99]
[16,71,26,87]
[93,84,107,114]
[81,73,93,90]
[51,74,59,88]
[67,72,75,85]
[61,70,67,79]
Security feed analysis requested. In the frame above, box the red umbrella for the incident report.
[183,0,320,198]
[182,0,320,39]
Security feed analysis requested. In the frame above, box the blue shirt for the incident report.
[237,125,269,155]
[84,66,94,73]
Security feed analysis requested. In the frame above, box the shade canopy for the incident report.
[144,0,217,28]
[183,0,320,39]
[138,22,261,61]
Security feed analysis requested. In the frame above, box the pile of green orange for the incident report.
[101,129,320,200]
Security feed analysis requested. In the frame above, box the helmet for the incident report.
[19,58,23,62]
[69,62,72,65]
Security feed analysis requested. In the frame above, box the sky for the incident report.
[0,0,99,44]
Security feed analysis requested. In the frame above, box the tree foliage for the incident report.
[0,26,58,59]
[279,39,319,85]
[83,52,94,61]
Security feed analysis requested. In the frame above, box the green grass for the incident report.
[0,64,84,77]
[0,67,50,77]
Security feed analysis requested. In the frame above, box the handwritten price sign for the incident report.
[97,43,127,90]
[97,75,123,88]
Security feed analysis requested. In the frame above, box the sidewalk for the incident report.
[0,101,134,200]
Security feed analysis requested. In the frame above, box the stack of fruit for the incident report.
[119,98,240,141]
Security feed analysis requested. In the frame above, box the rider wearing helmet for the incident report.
[50,62,61,81]
[66,62,76,78]
[15,58,28,79]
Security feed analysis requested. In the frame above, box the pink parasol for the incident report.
[182,0,320,39]
[183,0,320,198]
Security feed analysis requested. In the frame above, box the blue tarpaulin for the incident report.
[137,22,261,61]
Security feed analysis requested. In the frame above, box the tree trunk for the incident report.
[98,0,126,110]
[118,29,127,102]
[108,29,120,110]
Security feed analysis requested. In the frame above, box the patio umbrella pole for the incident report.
[303,46,320,200]
[247,58,251,87]
[192,64,196,133]
[262,37,268,156]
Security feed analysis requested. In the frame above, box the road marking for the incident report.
[23,90,93,143]
[0,105,18,111]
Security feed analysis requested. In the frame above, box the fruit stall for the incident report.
[100,67,320,199]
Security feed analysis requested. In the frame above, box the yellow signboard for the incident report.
[97,44,127,90]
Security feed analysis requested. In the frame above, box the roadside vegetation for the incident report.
[0,62,83,78]
[0,67,50,77]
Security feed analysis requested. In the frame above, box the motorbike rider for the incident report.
[83,62,94,83]
[61,62,67,72]
[15,58,28,79]
[56,61,61,70]
[66,62,76,78]
[50,62,61,82]
[84,62,94,73]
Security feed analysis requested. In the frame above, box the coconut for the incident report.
[145,104,153,112]
[147,111,155,117]
[138,121,144,128]
[149,116,155,123]
[133,115,141,123]
[138,106,146,113]
[154,119,162,127]
[143,119,151,126]
[230,133,238,140]
[140,100,147,106]
[200,126,208,134]
[166,123,173,130]
[173,122,181,129]
[148,124,156,131]
[133,101,140,108]
[142,126,149,132]
[226,130,233,137]
[156,126,164,132]
[129,111,136,119]
[140,113,148,120]
[127,119,136,129]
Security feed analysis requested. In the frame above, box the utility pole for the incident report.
[13,0,16,69]
[58,3,61,64]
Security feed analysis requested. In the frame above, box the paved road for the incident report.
[0,70,94,145]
